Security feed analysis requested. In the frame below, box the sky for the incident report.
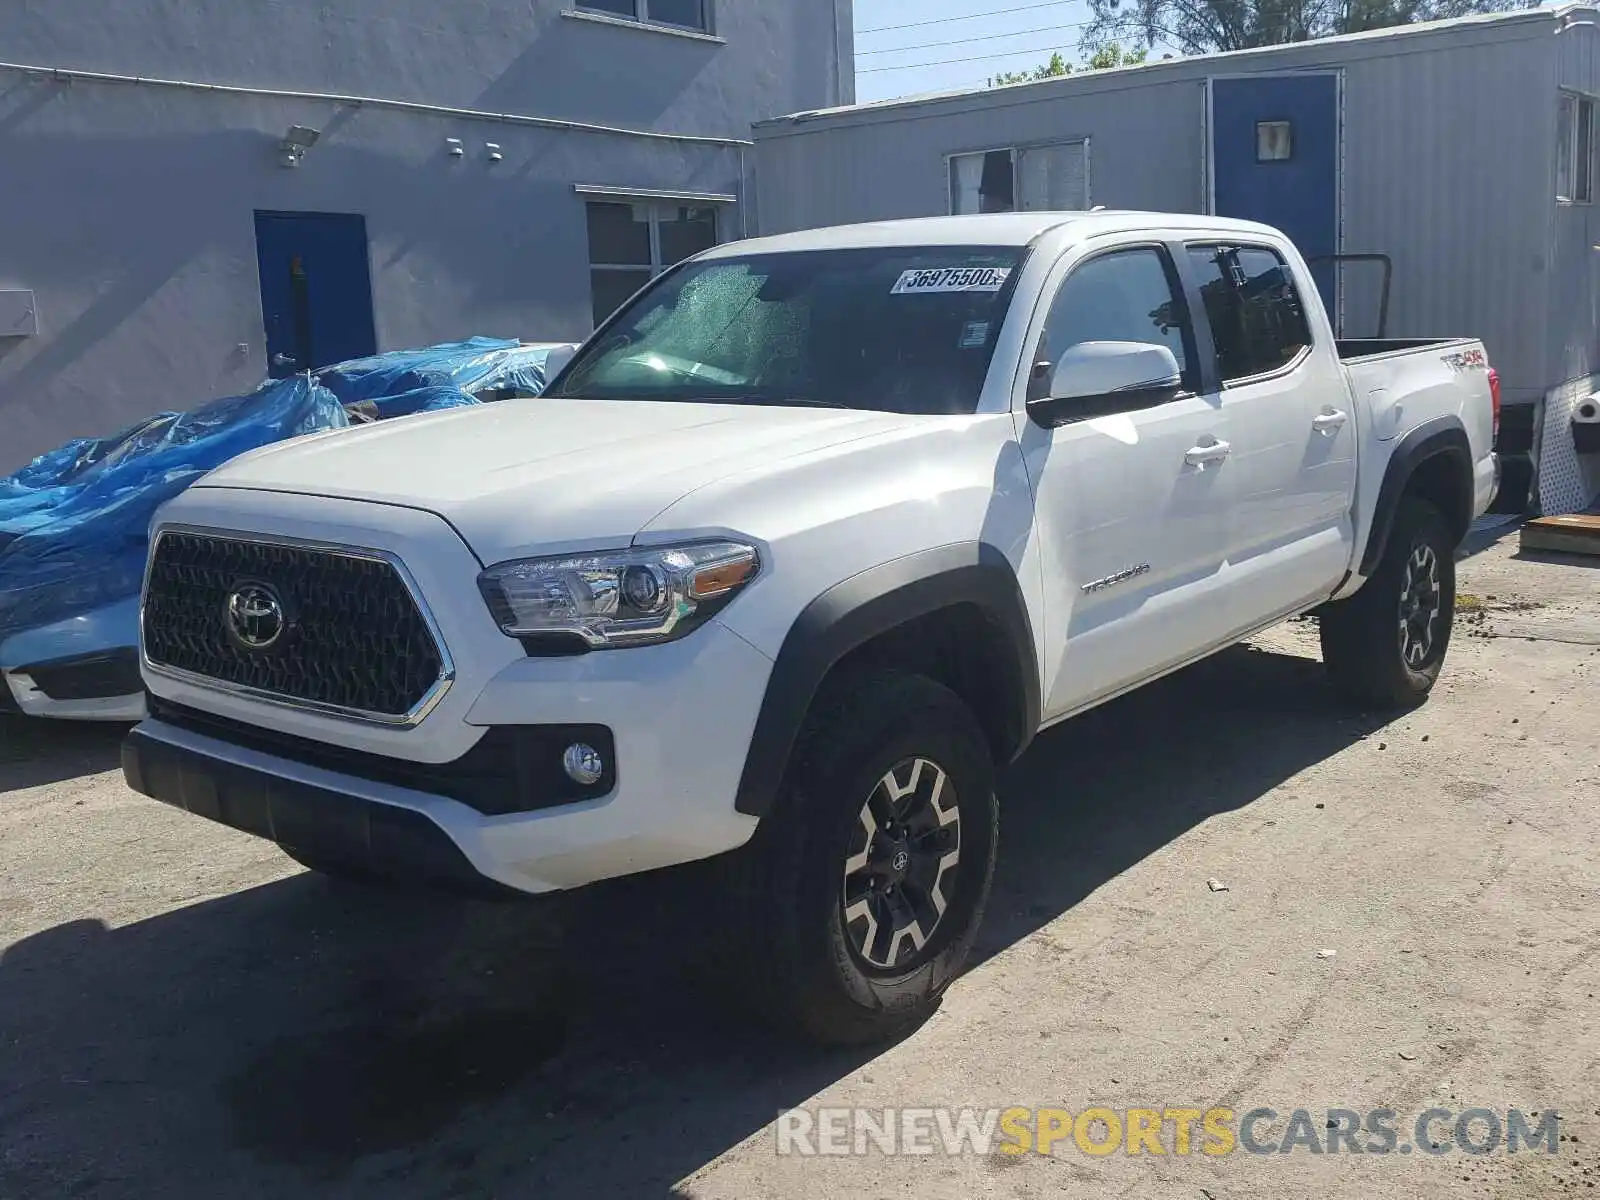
[852,0,1118,103]
[853,0,1563,104]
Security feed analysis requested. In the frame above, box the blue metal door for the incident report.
[254,211,377,377]
[1210,74,1339,312]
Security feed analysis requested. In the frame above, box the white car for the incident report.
[122,212,1498,1043]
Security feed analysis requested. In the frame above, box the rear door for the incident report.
[1015,241,1237,718]
[1186,241,1357,622]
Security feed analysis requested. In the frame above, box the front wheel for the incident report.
[732,671,998,1045]
[1320,497,1456,709]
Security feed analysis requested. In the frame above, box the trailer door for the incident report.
[1208,73,1340,313]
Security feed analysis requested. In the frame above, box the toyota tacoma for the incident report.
[122,212,1499,1042]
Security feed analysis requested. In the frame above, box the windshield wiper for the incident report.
[752,396,850,410]
[659,393,851,410]
[553,392,851,410]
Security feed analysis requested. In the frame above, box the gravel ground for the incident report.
[2,526,1597,1199]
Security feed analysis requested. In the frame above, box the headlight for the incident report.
[478,540,760,650]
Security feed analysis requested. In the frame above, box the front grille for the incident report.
[143,531,446,719]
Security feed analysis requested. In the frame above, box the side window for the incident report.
[1186,244,1311,382]
[1033,248,1192,394]
[949,149,1016,214]
[1558,91,1595,203]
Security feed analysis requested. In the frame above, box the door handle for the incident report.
[1313,408,1349,435]
[1184,439,1232,469]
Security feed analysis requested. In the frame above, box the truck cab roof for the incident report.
[701,211,1286,257]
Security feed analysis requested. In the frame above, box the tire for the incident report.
[731,671,999,1045]
[1320,497,1456,710]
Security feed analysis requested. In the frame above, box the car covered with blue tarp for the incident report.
[0,338,574,719]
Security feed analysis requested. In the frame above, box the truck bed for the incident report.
[1335,337,1472,362]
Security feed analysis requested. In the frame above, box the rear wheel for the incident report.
[732,671,998,1045]
[1321,497,1455,709]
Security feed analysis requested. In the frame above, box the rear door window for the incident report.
[1186,245,1312,382]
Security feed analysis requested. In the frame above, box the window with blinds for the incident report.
[948,140,1089,215]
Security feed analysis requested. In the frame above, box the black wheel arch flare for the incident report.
[1359,415,1474,577]
[733,542,1040,819]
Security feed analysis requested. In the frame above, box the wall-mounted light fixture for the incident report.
[278,125,321,168]
[485,142,503,163]
[446,137,465,159]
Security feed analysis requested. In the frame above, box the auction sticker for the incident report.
[891,266,1012,295]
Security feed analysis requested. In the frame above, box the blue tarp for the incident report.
[0,338,574,685]
[342,383,484,423]
[0,377,348,645]
[315,337,564,405]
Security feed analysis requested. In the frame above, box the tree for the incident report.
[1085,41,1151,69]
[988,43,1148,87]
[1083,0,1538,56]
[989,51,1072,87]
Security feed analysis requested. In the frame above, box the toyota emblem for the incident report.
[225,581,286,651]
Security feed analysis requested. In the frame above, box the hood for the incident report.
[201,398,928,563]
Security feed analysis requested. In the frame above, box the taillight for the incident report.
[1487,367,1502,443]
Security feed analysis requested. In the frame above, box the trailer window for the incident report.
[949,150,1016,214]
[1256,120,1293,162]
[949,142,1089,214]
[1558,91,1594,203]
[1187,245,1311,382]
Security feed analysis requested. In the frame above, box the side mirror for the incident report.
[1026,341,1183,428]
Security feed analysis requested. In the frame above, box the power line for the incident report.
[858,41,1088,72]
[857,0,1078,36]
[856,18,1094,56]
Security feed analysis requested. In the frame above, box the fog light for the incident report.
[562,742,605,786]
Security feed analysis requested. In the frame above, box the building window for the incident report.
[1559,91,1594,203]
[586,200,718,328]
[949,141,1089,215]
[1256,120,1293,162]
[576,0,710,32]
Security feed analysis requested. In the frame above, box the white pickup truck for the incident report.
[123,212,1498,1043]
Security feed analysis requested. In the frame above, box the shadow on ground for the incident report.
[0,714,129,789]
[1513,547,1600,570]
[0,643,1382,1199]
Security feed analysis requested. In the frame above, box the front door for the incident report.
[254,211,377,377]
[1209,73,1340,314]
[1016,242,1236,719]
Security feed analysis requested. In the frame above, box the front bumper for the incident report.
[127,618,771,895]
[131,488,772,893]
[4,665,146,721]
[0,598,145,721]
[122,723,507,895]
